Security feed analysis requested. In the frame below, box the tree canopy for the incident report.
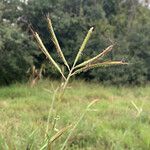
[0,0,150,85]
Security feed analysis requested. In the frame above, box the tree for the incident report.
[1,0,150,85]
[0,1,38,85]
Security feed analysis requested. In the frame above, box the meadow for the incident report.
[0,80,150,150]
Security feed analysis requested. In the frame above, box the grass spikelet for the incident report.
[73,27,94,67]
[32,31,66,80]
[72,61,128,76]
[47,17,70,71]
[75,45,114,69]
[49,125,72,146]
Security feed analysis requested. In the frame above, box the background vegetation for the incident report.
[0,81,150,149]
[0,1,150,149]
[0,0,150,85]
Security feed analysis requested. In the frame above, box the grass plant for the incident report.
[29,17,128,149]
[31,17,127,97]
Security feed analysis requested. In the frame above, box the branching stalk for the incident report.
[32,18,128,150]
[32,19,127,99]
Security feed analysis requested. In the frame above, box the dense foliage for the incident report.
[0,1,38,85]
[0,0,150,85]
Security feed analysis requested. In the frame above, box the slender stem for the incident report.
[60,68,74,98]
[45,87,59,138]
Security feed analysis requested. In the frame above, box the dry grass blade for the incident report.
[75,45,114,69]
[49,125,72,143]
[72,61,128,76]
[131,101,143,117]
[47,17,70,71]
[73,27,94,67]
[32,31,66,80]
[87,99,99,109]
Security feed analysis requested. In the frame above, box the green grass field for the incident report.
[0,80,150,150]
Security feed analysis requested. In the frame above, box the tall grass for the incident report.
[0,82,150,149]
[29,16,129,149]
